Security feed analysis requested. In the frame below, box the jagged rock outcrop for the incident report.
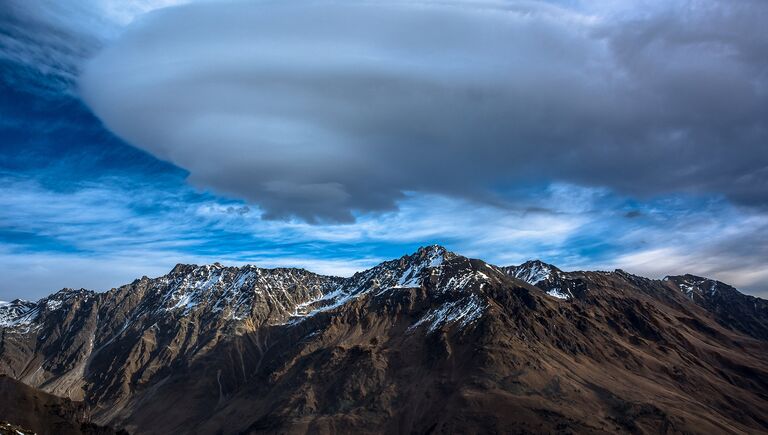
[1,246,768,434]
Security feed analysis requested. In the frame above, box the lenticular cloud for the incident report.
[80,0,768,222]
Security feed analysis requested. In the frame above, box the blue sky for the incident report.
[1,0,767,300]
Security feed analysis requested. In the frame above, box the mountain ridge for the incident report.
[1,245,767,434]
[6,244,760,310]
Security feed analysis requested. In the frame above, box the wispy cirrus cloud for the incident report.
[2,175,767,299]
[607,213,768,298]
[0,0,192,97]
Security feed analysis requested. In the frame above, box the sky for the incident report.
[1,0,767,300]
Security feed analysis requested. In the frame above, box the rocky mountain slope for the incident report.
[0,374,124,435]
[1,246,767,434]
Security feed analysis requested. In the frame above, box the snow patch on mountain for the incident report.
[394,246,445,288]
[546,288,570,300]
[289,284,353,321]
[152,264,337,321]
[669,275,726,301]
[409,294,486,333]
[288,246,500,328]
[288,245,455,322]
[0,300,39,330]
[507,260,558,286]
[503,260,577,300]
[46,299,63,310]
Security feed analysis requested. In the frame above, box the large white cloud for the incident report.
[79,0,768,222]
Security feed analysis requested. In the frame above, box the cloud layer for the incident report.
[3,173,768,300]
[78,0,768,222]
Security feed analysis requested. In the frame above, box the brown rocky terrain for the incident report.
[1,245,767,434]
[0,375,124,435]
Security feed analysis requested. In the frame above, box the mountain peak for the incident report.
[412,244,453,259]
[520,259,559,268]
[393,245,460,285]
[504,259,560,285]
[501,260,578,300]
[170,263,197,275]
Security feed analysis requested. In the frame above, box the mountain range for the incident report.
[1,245,767,434]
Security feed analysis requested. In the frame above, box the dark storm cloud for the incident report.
[79,0,768,222]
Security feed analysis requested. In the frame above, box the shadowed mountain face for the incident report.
[0,375,124,435]
[1,246,768,434]
[664,274,768,340]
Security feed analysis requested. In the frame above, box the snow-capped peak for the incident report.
[394,245,452,287]
[501,260,578,300]
[289,245,472,322]
[505,260,560,286]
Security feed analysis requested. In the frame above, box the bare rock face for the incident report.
[664,274,768,340]
[1,264,340,410]
[2,245,768,434]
